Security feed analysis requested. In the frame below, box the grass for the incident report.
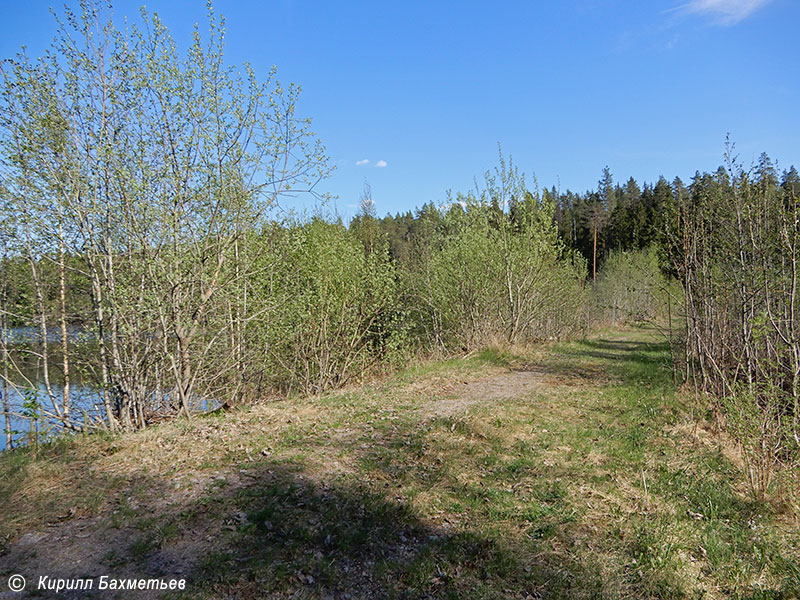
[0,325,798,599]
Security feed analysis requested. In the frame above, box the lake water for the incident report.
[1,326,221,450]
[1,326,105,449]
[1,381,105,449]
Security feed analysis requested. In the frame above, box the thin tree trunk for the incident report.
[58,205,70,420]
[88,257,118,432]
[1,248,11,449]
[24,220,60,419]
[593,220,597,282]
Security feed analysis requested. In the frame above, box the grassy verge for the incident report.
[0,326,798,599]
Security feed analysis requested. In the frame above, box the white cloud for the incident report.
[677,0,772,25]
[356,159,369,166]
[375,160,388,168]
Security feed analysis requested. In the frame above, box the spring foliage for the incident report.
[662,147,800,497]
[0,2,586,435]
[2,4,798,508]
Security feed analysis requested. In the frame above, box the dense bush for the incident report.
[663,149,800,498]
[251,158,589,397]
[591,246,674,326]
[262,219,399,395]
[404,159,587,351]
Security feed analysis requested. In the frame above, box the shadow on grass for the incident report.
[6,329,791,599]
[514,334,673,389]
[164,456,601,599]
[0,449,602,599]
[0,334,657,599]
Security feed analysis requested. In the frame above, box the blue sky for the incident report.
[2,0,798,219]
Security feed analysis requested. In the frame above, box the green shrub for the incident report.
[264,219,399,394]
[591,246,675,325]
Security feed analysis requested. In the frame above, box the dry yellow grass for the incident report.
[0,327,797,599]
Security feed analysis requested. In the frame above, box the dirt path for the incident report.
[0,366,561,599]
[0,333,653,599]
[421,369,549,419]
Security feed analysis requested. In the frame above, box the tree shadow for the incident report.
[154,456,600,599]
[0,451,606,599]
[512,335,672,388]
[0,333,677,598]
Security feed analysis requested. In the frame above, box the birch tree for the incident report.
[0,0,330,432]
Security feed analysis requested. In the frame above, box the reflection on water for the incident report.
[1,382,106,449]
[1,326,104,449]
[1,327,221,450]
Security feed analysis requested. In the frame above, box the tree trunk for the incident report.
[593,221,597,282]
[58,205,70,420]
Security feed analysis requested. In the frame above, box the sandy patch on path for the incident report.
[420,369,548,418]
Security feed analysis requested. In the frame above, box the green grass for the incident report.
[1,325,798,599]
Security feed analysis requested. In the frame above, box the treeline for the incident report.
[373,166,682,284]
[373,168,670,284]
[0,3,585,440]
[663,149,800,498]
[1,2,798,500]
